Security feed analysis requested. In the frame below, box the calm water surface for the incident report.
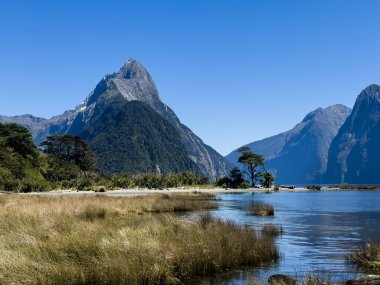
[188,190,380,284]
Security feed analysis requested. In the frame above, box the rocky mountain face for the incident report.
[0,59,231,179]
[324,84,380,184]
[226,104,352,184]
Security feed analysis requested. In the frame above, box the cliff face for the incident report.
[226,104,351,184]
[324,84,380,184]
[0,59,231,179]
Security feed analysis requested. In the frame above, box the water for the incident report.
[189,190,380,284]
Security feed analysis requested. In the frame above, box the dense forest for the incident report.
[0,123,210,192]
[79,99,200,175]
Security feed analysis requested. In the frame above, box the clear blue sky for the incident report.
[1,0,379,155]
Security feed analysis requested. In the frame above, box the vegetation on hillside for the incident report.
[0,123,49,192]
[0,123,211,192]
[80,100,200,175]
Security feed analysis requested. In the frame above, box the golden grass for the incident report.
[0,193,278,284]
[249,202,275,216]
[261,224,284,237]
[349,241,380,269]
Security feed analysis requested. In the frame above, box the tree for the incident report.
[0,123,49,192]
[40,135,96,171]
[259,170,275,188]
[229,167,246,188]
[216,167,249,189]
[0,123,38,161]
[237,146,264,187]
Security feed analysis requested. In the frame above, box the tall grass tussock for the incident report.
[0,193,279,284]
[248,201,275,216]
[348,241,380,269]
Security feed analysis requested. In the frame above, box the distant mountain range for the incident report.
[0,59,232,179]
[2,60,380,184]
[226,104,352,184]
[226,84,380,185]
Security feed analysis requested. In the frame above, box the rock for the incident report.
[268,274,296,285]
[346,275,380,285]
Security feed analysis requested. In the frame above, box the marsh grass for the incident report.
[0,193,279,284]
[262,224,284,237]
[249,201,275,216]
[349,241,380,269]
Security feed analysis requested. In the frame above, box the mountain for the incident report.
[226,104,352,184]
[324,84,380,184]
[0,59,231,179]
[80,98,200,174]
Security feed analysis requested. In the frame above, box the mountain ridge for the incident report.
[324,84,380,184]
[0,59,232,179]
[226,104,352,184]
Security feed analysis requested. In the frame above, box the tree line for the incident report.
[0,123,275,192]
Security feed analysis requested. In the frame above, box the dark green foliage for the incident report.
[0,123,49,192]
[0,122,211,192]
[108,172,209,190]
[40,135,97,189]
[229,167,246,188]
[41,135,96,171]
[79,99,200,175]
[216,176,232,188]
[40,155,81,182]
[259,171,275,188]
[216,167,249,189]
[306,185,322,191]
[237,146,265,187]
[0,123,38,160]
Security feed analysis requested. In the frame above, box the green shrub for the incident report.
[139,173,160,189]
[241,181,250,189]
[75,177,94,191]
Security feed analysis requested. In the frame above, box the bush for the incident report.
[75,177,95,191]
[110,174,136,189]
[139,173,160,189]
[306,185,322,191]
[216,176,232,188]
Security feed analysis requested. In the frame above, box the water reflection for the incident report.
[187,191,380,284]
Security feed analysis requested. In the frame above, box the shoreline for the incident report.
[1,186,378,196]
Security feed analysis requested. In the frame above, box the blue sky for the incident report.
[0,0,379,155]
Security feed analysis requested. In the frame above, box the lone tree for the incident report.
[237,146,264,187]
[40,135,96,171]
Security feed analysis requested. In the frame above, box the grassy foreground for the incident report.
[0,193,278,284]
